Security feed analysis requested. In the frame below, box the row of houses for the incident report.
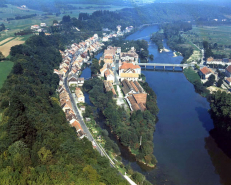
[98,44,147,112]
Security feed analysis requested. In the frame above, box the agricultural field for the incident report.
[182,25,231,57]
[0,60,13,88]
[0,37,25,57]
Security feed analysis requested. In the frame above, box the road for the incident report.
[63,45,137,185]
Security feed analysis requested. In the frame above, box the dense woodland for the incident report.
[83,77,159,166]
[0,35,127,184]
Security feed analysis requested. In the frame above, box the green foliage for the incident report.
[204,74,215,87]
[0,35,127,184]
[85,78,158,165]
[184,67,210,96]
[150,32,164,51]
[217,78,223,87]
[209,91,231,139]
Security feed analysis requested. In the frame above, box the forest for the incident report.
[83,76,159,166]
[0,35,127,184]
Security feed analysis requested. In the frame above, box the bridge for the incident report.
[135,63,205,71]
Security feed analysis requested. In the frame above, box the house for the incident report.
[199,67,214,79]
[121,47,139,63]
[77,78,84,86]
[119,62,141,81]
[62,100,72,112]
[126,93,147,112]
[70,119,85,139]
[31,25,40,29]
[121,79,144,96]
[104,69,114,83]
[104,81,117,98]
[225,77,231,86]
[68,75,78,86]
[225,65,231,77]
[80,106,86,112]
[102,37,109,42]
[100,64,108,77]
[40,23,46,27]
[75,88,85,103]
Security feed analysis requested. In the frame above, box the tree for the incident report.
[53,20,58,24]
[132,172,145,184]
[204,74,215,87]
[217,78,223,87]
[0,51,5,60]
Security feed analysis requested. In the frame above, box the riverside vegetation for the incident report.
[83,75,159,167]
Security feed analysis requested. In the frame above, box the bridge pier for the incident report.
[173,66,175,71]
[163,66,165,70]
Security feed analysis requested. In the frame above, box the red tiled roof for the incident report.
[226,65,231,73]
[207,57,214,62]
[71,120,82,131]
[120,62,140,70]
[133,93,147,104]
[200,67,213,75]
[226,77,231,83]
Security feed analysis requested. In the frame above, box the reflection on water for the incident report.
[205,135,231,185]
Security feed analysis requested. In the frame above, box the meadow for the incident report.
[182,25,231,57]
[0,61,13,88]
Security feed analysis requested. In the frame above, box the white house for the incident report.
[199,67,214,79]
[104,69,114,83]
[77,78,84,86]
[75,88,85,103]
[31,25,40,29]
[40,23,46,27]
[119,62,141,81]
[68,75,78,86]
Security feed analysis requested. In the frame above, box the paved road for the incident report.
[63,48,136,185]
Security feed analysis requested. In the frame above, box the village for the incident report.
[52,25,148,146]
[197,56,231,92]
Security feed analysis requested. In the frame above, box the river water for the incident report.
[81,25,231,185]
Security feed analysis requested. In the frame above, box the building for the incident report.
[104,80,117,98]
[104,69,114,83]
[199,67,214,79]
[121,47,139,63]
[40,23,46,27]
[225,65,231,77]
[68,75,78,86]
[77,78,84,86]
[121,79,144,96]
[31,25,40,29]
[75,88,85,103]
[119,62,141,81]
[225,77,231,86]
[126,93,147,112]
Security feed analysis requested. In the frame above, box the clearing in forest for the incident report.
[0,38,24,57]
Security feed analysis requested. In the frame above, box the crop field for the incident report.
[0,60,13,88]
[0,37,25,57]
[182,25,231,57]
[183,25,231,46]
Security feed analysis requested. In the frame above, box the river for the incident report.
[81,25,231,185]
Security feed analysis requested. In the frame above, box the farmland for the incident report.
[182,25,231,57]
[0,37,25,57]
[0,61,13,88]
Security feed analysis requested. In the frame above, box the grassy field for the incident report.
[0,61,13,88]
[185,25,231,45]
[182,25,231,57]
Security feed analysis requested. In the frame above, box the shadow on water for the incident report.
[205,135,231,185]
[195,107,214,132]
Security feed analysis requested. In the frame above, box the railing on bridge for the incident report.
[135,62,204,71]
